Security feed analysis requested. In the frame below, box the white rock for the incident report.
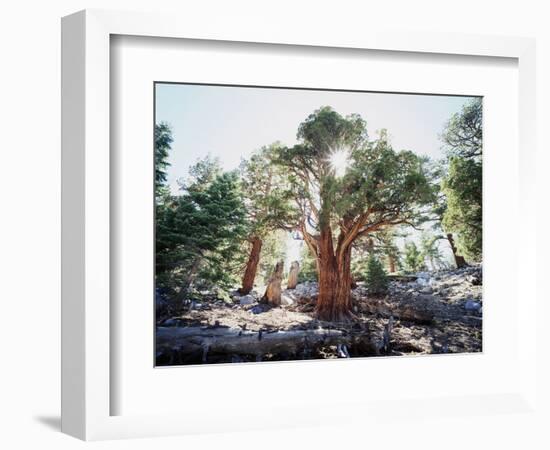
[417,277,429,287]
[464,300,481,311]
[281,294,294,306]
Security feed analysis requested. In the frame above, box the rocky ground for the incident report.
[156,265,482,365]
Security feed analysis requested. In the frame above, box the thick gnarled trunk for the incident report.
[239,236,262,294]
[446,233,467,268]
[314,227,354,322]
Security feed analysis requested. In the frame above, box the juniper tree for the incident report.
[274,107,432,321]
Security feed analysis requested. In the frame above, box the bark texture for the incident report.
[314,226,353,322]
[239,236,262,294]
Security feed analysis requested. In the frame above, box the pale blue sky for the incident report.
[155,83,475,194]
[155,83,477,267]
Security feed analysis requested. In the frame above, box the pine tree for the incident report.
[364,255,388,296]
[403,241,425,273]
[420,233,444,270]
[155,155,248,301]
[441,98,482,261]
[155,122,173,199]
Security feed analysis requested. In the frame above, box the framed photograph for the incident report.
[62,9,537,440]
[152,83,484,367]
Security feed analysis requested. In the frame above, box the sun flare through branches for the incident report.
[329,148,350,177]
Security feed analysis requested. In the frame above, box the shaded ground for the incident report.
[156,265,482,365]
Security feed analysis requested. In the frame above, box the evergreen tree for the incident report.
[403,241,425,273]
[364,255,389,296]
[181,154,222,194]
[423,158,467,268]
[420,233,444,270]
[351,231,401,280]
[156,156,248,301]
[441,98,482,261]
[298,243,318,283]
[155,122,173,199]
[256,230,287,286]
[238,144,299,294]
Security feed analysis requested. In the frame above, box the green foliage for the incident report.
[442,156,482,260]
[352,231,402,281]
[240,144,299,238]
[275,107,434,237]
[182,154,222,194]
[441,98,482,159]
[155,122,173,198]
[257,230,287,285]
[156,159,248,299]
[364,255,389,295]
[298,244,318,283]
[441,98,482,261]
[420,233,445,270]
[215,287,233,304]
[403,241,425,273]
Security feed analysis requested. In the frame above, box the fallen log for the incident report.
[156,325,377,359]
[387,274,417,282]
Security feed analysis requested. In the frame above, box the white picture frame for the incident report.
[61,9,537,441]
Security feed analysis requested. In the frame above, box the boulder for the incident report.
[464,299,482,312]
[250,304,268,314]
[239,295,255,306]
[281,294,294,306]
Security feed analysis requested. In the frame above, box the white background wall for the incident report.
[0,1,548,449]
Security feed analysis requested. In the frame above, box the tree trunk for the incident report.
[239,236,262,294]
[262,261,284,306]
[315,226,353,322]
[388,255,396,273]
[175,257,202,304]
[446,233,467,268]
[287,261,300,289]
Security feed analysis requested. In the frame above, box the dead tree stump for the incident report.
[262,261,284,306]
[287,261,300,289]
